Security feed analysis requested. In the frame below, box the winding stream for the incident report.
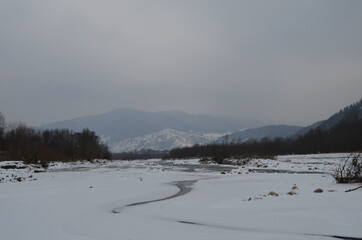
[112,179,197,213]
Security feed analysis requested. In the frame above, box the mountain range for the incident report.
[42,98,362,152]
[42,108,259,152]
[296,98,362,136]
[216,125,303,143]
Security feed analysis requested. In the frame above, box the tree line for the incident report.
[0,112,111,163]
[164,118,362,161]
[111,149,168,160]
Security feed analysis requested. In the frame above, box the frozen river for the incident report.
[1,154,361,240]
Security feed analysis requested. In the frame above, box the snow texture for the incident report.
[1,153,361,240]
[110,128,222,152]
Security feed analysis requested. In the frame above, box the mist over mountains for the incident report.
[42,98,362,152]
[217,125,303,143]
[42,108,260,152]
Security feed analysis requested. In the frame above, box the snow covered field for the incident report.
[1,154,361,240]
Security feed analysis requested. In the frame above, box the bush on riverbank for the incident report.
[334,152,362,183]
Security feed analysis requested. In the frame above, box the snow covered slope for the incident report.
[110,129,221,152]
[42,108,257,143]
[42,108,259,152]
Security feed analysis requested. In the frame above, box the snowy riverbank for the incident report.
[1,153,361,240]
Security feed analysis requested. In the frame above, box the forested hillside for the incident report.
[217,125,302,143]
[165,119,362,160]
[165,99,362,160]
[297,98,362,135]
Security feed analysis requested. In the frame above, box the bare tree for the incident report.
[0,112,5,149]
[0,112,4,130]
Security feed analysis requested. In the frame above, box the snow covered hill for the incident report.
[42,108,259,151]
[42,108,258,152]
[110,129,222,152]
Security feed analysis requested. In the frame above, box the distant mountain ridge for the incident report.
[217,125,303,143]
[42,99,362,152]
[219,98,362,144]
[42,108,260,151]
[297,98,362,136]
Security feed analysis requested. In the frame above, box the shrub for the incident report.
[40,159,49,169]
[334,152,362,183]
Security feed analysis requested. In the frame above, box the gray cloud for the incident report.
[1,0,362,126]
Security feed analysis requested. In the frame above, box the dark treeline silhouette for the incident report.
[0,116,110,163]
[297,97,362,135]
[165,118,362,160]
[0,112,5,152]
[315,97,362,130]
[112,149,168,160]
[165,99,362,160]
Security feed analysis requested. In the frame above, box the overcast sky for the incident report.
[1,0,361,127]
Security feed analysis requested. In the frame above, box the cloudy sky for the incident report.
[1,0,361,127]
